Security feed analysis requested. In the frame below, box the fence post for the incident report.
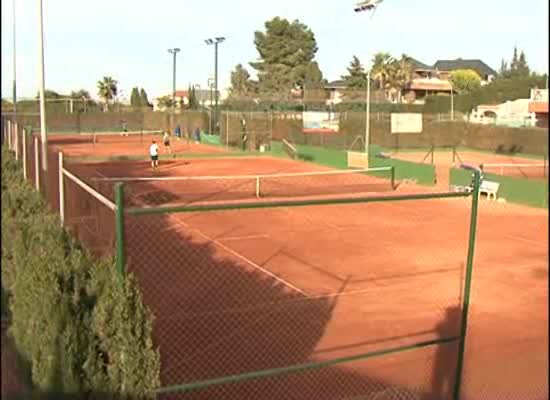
[14,123,19,160]
[8,120,12,151]
[59,152,65,226]
[114,183,126,276]
[390,166,395,190]
[22,128,27,180]
[34,136,40,191]
[452,170,481,400]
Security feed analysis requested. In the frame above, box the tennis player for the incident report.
[163,131,172,154]
[149,139,160,170]
[121,121,128,136]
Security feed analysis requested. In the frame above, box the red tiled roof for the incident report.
[174,90,188,97]
[528,102,548,114]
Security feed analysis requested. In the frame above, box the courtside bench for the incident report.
[450,180,500,200]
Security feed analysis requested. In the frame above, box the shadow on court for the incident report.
[123,201,464,400]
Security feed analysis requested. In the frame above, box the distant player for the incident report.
[174,124,181,140]
[149,139,159,170]
[121,121,128,137]
[163,131,172,154]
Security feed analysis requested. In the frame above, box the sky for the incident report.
[1,0,549,101]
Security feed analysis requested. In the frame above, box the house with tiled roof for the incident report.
[403,57,496,104]
[433,59,497,83]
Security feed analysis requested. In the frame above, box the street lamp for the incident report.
[167,48,181,102]
[205,37,225,134]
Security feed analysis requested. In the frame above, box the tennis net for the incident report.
[92,130,163,145]
[481,162,548,180]
[92,166,396,206]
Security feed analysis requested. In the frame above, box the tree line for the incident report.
[227,16,547,113]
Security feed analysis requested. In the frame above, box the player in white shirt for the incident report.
[149,140,160,170]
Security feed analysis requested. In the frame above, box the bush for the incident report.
[1,147,160,398]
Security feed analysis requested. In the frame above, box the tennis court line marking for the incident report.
[169,216,309,297]
[505,235,548,248]
[219,234,270,242]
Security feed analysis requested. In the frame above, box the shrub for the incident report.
[1,147,160,398]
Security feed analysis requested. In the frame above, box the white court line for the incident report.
[219,234,270,242]
[505,235,549,248]
[168,216,309,296]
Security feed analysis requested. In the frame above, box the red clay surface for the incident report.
[48,133,227,157]
[61,154,548,399]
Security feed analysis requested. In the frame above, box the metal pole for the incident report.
[7,120,12,151]
[38,0,48,172]
[14,123,19,160]
[172,52,177,100]
[115,183,126,276]
[22,128,27,179]
[59,152,64,225]
[209,82,213,134]
[452,171,481,400]
[450,83,454,121]
[34,136,40,191]
[365,69,371,159]
[214,42,219,134]
[12,0,17,122]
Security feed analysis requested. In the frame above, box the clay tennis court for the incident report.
[48,131,227,157]
[61,154,547,399]
[391,148,548,187]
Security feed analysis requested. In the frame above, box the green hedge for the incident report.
[1,148,160,398]
[449,167,548,208]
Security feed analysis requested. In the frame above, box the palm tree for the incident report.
[97,76,118,111]
[384,56,414,103]
[370,52,395,97]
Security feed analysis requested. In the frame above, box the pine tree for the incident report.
[130,87,141,107]
[517,51,530,77]
[139,88,150,107]
[510,46,519,71]
[341,55,368,100]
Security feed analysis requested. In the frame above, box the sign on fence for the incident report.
[303,111,340,134]
[391,113,423,134]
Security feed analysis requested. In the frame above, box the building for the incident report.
[327,57,496,105]
[432,59,497,84]
[469,98,537,127]
[403,58,496,104]
[528,88,549,128]
[152,88,223,112]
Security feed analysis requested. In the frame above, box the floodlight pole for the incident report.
[365,69,371,155]
[168,48,180,134]
[168,48,180,101]
[12,0,17,121]
[205,37,226,134]
[38,0,48,172]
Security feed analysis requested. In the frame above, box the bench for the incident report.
[463,180,500,200]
